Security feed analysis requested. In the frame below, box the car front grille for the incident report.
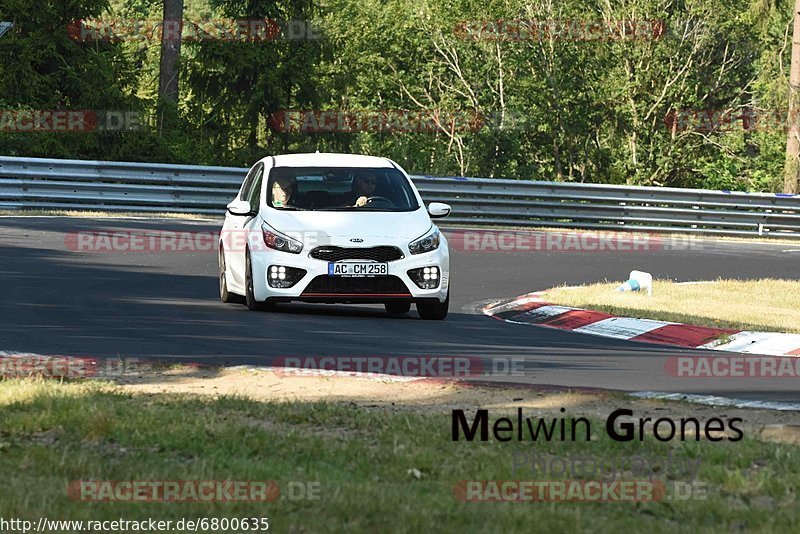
[302,275,411,295]
[309,246,404,262]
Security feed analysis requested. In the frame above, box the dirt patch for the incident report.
[109,366,800,444]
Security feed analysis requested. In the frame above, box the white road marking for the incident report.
[573,317,674,340]
[700,332,800,356]
[630,391,800,411]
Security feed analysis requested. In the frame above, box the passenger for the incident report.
[272,175,296,208]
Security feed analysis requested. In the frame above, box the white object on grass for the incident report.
[615,270,653,296]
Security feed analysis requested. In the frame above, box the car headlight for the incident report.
[409,227,440,255]
[261,223,303,254]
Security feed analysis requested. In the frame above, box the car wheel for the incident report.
[416,293,449,320]
[385,301,411,315]
[245,250,273,311]
[219,247,243,304]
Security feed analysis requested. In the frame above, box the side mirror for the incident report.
[227,199,255,216]
[428,202,451,219]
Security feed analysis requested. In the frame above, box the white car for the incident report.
[218,153,451,320]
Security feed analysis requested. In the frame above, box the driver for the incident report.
[349,171,378,207]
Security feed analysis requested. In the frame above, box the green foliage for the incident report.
[0,0,796,190]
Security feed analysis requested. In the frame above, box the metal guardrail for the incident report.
[1,156,798,238]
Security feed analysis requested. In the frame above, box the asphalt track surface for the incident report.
[1,217,799,404]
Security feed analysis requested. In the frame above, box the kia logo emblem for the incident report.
[350,238,364,243]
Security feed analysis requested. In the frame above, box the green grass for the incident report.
[1,380,799,532]
[544,279,800,334]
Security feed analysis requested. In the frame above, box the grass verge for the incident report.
[1,379,799,532]
[544,278,800,334]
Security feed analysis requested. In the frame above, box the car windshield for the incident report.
[266,167,420,212]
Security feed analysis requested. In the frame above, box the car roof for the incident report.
[267,153,395,169]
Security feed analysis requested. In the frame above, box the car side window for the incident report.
[246,164,265,209]
[239,162,263,201]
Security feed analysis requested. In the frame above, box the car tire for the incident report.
[385,301,411,315]
[219,247,243,304]
[416,293,449,320]
[245,250,274,311]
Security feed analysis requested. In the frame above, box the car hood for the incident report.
[262,209,432,242]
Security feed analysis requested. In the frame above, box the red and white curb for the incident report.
[483,292,800,357]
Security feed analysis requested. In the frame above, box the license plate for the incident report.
[328,262,388,277]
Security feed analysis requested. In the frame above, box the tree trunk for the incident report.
[157,0,184,135]
[784,0,800,194]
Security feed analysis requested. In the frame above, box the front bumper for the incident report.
[250,241,450,304]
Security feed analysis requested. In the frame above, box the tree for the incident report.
[785,0,800,193]
[0,0,162,161]
[157,0,184,134]
[184,0,321,165]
